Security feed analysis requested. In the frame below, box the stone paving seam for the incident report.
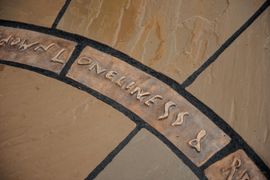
[51,0,72,29]
[59,43,86,77]
[142,125,207,179]
[86,126,142,180]
[181,0,270,88]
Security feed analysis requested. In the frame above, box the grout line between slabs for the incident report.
[85,126,142,180]
[59,42,86,77]
[181,0,270,88]
[51,0,72,29]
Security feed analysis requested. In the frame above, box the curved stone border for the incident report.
[1,25,229,166]
[0,21,269,179]
[205,150,267,180]
[67,46,230,166]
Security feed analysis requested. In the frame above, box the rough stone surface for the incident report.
[188,8,270,166]
[0,0,65,27]
[58,0,263,82]
[67,46,230,166]
[0,65,135,180]
[205,150,267,180]
[96,129,198,180]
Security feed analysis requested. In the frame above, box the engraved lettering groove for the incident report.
[222,157,250,180]
[144,95,163,107]
[77,57,166,110]
[130,87,151,101]
[171,112,189,126]
[77,57,192,128]
[34,43,55,52]
[76,56,212,152]
[51,48,66,64]
[205,150,266,180]
[188,130,207,152]
[158,101,176,120]
[0,33,70,64]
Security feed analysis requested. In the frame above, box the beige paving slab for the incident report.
[58,0,264,82]
[205,150,267,180]
[0,26,76,74]
[0,65,135,180]
[67,46,230,166]
[188,8,270,166]
[0,0,65,27]
[96,129,198,180]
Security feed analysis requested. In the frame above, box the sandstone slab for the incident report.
[0,0,65,27]
[0,65,135,180]
[58,0,263,82]
[188,8,270,166]
[96,129,198,180]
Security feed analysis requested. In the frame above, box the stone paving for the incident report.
[0,0,269,179]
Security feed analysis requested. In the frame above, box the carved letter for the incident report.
[115,76,126,87]
[125,81,136,90]
[10,37,21,46]
[188,129,206,152]
[88,61,107,74]
[77,56,93,65]
[18,40,39,51]
[158,101,176,120]
[171,112,189,126]
[0,35,12,46]
[238,171,250,180]
[51,48,66,64]
[105,71,118,80]
[130,87,151,101]
[221,157,248,180]
[144,95,163,106]
[34,43,55,51]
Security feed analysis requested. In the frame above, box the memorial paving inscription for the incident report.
[0,26,76,73]
[67,46,231,166]
[205,150,266,180]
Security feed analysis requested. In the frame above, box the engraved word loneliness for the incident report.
[77,55,207,153]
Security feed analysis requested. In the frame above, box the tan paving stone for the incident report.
[0,26,76,74]
[0,65,135,180]
[205,150,267,180]
[67,46,230,166]
[95,129,198,180]
[58,0,263,82]
[188,8,270,166]
[0,0,65,27]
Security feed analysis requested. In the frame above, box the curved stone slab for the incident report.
[205,150,267,180]
[0,26,76,73]
[67,46,231,166]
